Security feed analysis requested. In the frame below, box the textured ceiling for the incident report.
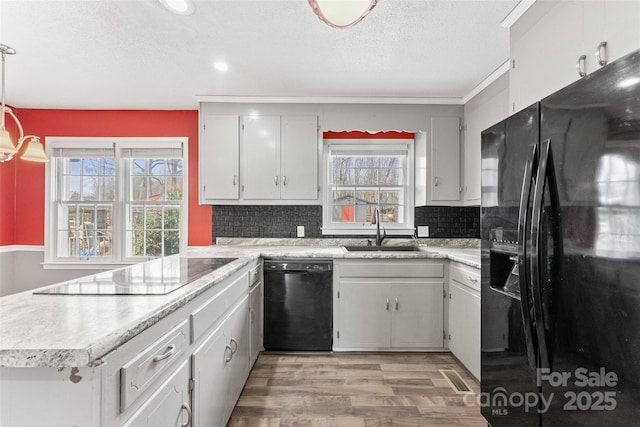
[0,0,518,109]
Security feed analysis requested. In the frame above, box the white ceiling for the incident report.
[0,0,519,110]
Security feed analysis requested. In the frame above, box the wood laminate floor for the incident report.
[228,352,485,427]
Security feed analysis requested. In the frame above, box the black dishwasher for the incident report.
[263,259,333,351]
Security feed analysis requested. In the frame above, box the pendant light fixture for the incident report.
[308,0,378,29]
[0,44,48,163]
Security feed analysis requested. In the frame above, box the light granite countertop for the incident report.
[0,240,479,369]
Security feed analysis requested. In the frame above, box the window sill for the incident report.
[321,227,415,236]
[42,261,137,270]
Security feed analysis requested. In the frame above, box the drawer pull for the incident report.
[576,54,587,77]
[596,41,607,66]
[224,345,233,363]
[180,402,192,427]
[467,276,479,284]
[229,338,238,354]
[153,344,176,362]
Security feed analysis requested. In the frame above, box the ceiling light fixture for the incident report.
[0,44,48,163]
[213,61,229,72]
[308,0,378,29]
[158,0,195,16]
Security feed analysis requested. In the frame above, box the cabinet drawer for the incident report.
[338,261,444,278]
[450,263,480,292]
[249,264,261,288]
[191,272,247,343]
[120,320,189,412]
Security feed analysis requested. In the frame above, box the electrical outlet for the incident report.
[297,226,305,238]
[417,226,429,237]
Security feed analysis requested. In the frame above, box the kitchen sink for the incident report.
[343,245,424,252]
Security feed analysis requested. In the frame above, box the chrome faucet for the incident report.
[371,208,386,246]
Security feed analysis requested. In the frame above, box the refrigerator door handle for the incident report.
[517,141,539,369]
[531,139,561,370]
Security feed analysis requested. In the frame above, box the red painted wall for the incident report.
[0,109,212,247]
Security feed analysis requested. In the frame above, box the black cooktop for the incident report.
[34,257,237,295]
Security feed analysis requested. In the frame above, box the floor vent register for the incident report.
[439,369,473,394]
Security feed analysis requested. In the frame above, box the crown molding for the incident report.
[462,60,511,104]
[501,0,537,28]
[195,95,464,105]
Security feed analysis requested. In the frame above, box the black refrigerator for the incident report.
[481,49,640,426]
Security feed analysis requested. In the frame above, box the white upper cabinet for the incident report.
[242,116,281,200]
[242,115,318,201]
[280,115,319,200]
[199,115,240,202]
[582,1,640,73]
[463,73,509,205]
[430,116,462,203]
[414,116,463,206]
[510,1,583,112]
[510,0,640,114]
[199,113,319,204]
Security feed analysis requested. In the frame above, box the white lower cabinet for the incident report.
[338,281,390,348]
[191,294,249,427]
[333,260,445,351]
[123,360,191,427]
[191,322,228,427]
[392,281,444,348]
[249,280,263,367]
[447,262,480,379]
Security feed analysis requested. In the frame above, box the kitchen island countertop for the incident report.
[0,242,479,368]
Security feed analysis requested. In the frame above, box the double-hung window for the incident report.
[322,139,414,235]
[45,137,187,267]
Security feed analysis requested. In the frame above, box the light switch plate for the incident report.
[417,226,429,237]
[297,226,305,238]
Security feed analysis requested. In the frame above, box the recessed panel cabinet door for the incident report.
[391,280,444,348]
[123,360,190,427]
[243,116,281,200]
[510,1,583,112]
[191,323,228,427]
[430,117,461,202]
[281,115,318,200]
[337,281,390,348]
[201,115,240,201]
[449,280,481,379]
[223,295,250,424]
[249,282,263,367]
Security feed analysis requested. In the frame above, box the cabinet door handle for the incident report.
[224,345,233,363]
[434,176,439,187]
[395,298,399,311]
[180,402,193,427]
[229,338,238,354]
[596,41,608,66]
[153,344,176,362]
[283,176,288,186]
[386,298,390,310]
[576,54,587,77]
[233,175,237,186]
[275,176,279,186]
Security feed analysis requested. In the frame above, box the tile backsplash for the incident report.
[414,206,480,238]
[212,205,479,240]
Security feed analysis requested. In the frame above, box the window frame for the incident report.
[44,137,188,269]
[321,138,414,236]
